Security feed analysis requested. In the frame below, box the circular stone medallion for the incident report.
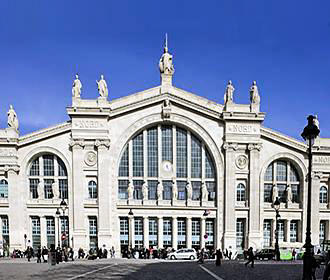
[235,155,248,169]
[85,151,97,166]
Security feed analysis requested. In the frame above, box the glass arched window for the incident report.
[0,179,8,198]
[118,124,216,201]
[88,181,98,199]
[264,160,300,203]
[28,154,68,200]
[320,186,328,204]
[236,183,246,202]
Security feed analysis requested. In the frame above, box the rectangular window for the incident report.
[43,155,54,176]
[276,161,287,181]
[118,180,128,199]
[205,220,214,246]
[2,216,9,235]
[148,128,158,177]
[290,220,298,243]
[133,134,144,177]
[29,179,39,199]
[205,150,215,178]
[177,219,186,247]
[30,159,40,176]
[58,158,67,176]
[163,180,172,200]
[60,217,69,247]
[31,217,41,250]
[320,221,326,245]
[264,184,272,202]
[134,218,143,248]
[206,182,215,201]
[133,180,143,200]
[89,217,98,249]
[59,179,68,199]
[177,181,186,200]
[46,217,55,248]
[0,180,8,198]
[277,184,286,203]
[163,219,172,247]
[119,145,129,177]
[176,128,187,178]
[263,220,271,247]
[120,218,129,245]
[192,181,201,201]
[191,135,202,178]
[292,184,299,203]
[162,126,173,162]
[236,219,244,250]
[290,164,298,182]
[192,219,200,246]
[147,180,157,200]
[149,218,158,247]
[278,220,284,243]
[44,179,54,199]
[264,164,273,181]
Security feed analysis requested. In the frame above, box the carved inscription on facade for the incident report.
[74,120,104,129]
[314,156,330,164]
[227,124,258,134]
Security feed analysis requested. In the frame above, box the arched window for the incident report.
[0,179,8,198]
[118,125,217,202]
[320,186,328,204]
[236,183,246,202]
[88,181,98,199]
[28,154,68,200]
[264,160,300,203]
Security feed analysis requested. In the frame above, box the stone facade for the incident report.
[1,46,330,256]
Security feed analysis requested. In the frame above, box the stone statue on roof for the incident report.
[142,181,148,200]
[7,105,19,130]
[72,74,82,98]
[96,74,108,98]
[159,34,175,75]
[250,81,260,104]
[224,80,234,104]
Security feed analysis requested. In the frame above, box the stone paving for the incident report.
[0,258,327,280]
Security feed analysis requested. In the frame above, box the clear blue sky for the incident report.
[0,1,329,140]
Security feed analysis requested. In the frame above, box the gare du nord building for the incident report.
[0,43,330,256]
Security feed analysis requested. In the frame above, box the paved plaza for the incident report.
[0,258,327,280]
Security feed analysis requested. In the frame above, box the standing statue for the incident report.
[96,75,108,98]
[127,181,134,200]
[272,184,279,203]
[37,181,44,199]
[201,182,208,201]
[224,80,235,104]
[250,81,260,104]
[72,74,82,98]
[142,181,148,200]
[172,180,178,200]
[52,182,60,199]
[7,105,19,130]
[159,34,175,75]
[286,185,292,203]
[314,115,320,130]
[186,181,192,200]
[157,181,163,200]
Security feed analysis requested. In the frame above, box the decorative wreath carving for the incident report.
[235,155,248,169]
[85,151,97,166]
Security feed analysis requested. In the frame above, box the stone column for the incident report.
[172,217,178,250]
[143,216,149,248]
[311,172,322,245]
[200,217,206,249]
[129,216,135,249]
[7,166,24,250]
[69,139,86,250]
[40,216,47,247]
[223,143,237,251]
[0,216,3,247]
[55,216,60,247]
[158,217,163,249]
[186,217,192,249]
[248,143,262,249]
[95,139,111,248]
[286,220,291,243]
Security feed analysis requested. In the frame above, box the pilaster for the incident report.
[158,217,163,248]
[311,172,322,245]
[129,216,135,248]
[143,216,149,248]
[172,217,177,250]
[40,216,47,247]
[200,217,206,249]
[186,217,192,249]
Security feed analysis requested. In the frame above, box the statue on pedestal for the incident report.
[224,80,234,105]
[72,74,82,98]
[7,105,19,130]
[37,181,44,199]
[159,34,174,75]
[286,185,292,203]
[250,81,260,104]
[186,181,192,200]
[142,181,148,200]
[157,181,163,200]
[127,181,134,200]
[272,184,279,203]
[201,182,208,201]
[162,99,171,119]
[96,75,108,98]
[172,180,178,200]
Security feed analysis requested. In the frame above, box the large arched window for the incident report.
[88,181,98,199]
[118,124,216,201]
[264,160,300,203]
[236,183,246,202]
[0,179,8,198]
[320,186,328,204]
[28,154,68,200]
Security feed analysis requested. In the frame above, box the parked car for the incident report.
[255,249,275,260]
[168,248,197,260]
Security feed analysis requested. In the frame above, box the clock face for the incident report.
[162,161,172,172]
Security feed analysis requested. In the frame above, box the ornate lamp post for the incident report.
[301,115,320,279]
[273,197,281,261]
[55,208,61,248]
[60,199,68,247]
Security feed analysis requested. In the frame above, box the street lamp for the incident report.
[273,197,281,261]
[128,209,134,252]
[59,199,68,247]
[55,208,61,248]
[301,115,320,280]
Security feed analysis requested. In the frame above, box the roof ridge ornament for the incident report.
[159,34,174,93]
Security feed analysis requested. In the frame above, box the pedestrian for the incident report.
[216,249,222,266]
[42,246,48,263]
[229,251,232,260]
[36,246,42,263]
[198,248,205,264]
[291,249,296,261]
[224,248,228,259]
[311,254,320,280]
[69,247,74,261]
[26,246,32,262]
[245,247,255,268]
[111,246,115,258]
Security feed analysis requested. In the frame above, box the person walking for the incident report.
[198,248,205,264]
[26,246,32,262]
[216,249,222,266]
[291,248,296,261]
[36,246,42,263]
[245,247,255,268]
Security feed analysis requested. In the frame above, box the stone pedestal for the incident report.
[160,74,173,94]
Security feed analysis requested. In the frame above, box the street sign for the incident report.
[61,233,67,240]
[204,234,208,240]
